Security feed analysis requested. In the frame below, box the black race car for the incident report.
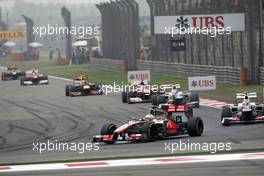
[65,75,103,97]
[121,82,159,104]
[1,67,25,81]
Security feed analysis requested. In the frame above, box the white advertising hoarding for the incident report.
[154,13,245,34]
[188,76,216,91]
[128,70,151,84]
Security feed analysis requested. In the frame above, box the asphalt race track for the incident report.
[1,159,264,176]
[0,69,264,164]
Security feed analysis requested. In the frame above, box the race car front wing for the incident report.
[222,115,264,125]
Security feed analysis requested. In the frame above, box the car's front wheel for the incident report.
[127,92,135,104]
[122,92,128,103]
[141,122,158,142]
[187,117,203,137]
[65,85,71,96]
[20,78,25,86]
[221,106,232,126]
[101,123,117,144]
[1,73,6,81]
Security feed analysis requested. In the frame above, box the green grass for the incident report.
[40,65,127,85]
[199,84,263,103]
[0,56,56,70]
[1,57,263,103]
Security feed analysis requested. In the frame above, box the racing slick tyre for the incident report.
[122,92,128,103]
[187,117,203,137]
[256,104,264,116]
[152,95,166,106]
[65,85,71,96]
[20,77,25,86]
[1,73,5,81]
[43,76,49,85]
[141,122,158,142]
[190,93,199,108]
[127,92,135,104]
[101,123,117,144]
[221,106,232,126]
[21,71,26,77]
[152,94,158,105]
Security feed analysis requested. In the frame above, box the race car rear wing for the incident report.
[236,92,257,99]
[26,70,39,74]
[7,67,18,70]
[130,80,149,85]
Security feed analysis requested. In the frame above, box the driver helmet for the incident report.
[32,69,38,74]
[144,114,155,120]
[75,75,87,84]
[242,98,250,105]
[171,85,177,96]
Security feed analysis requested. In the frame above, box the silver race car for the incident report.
[221,92,264,126]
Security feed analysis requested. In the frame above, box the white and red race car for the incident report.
[221,92,264,126]
[20,70,49,86]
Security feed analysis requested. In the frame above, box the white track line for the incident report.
[0,152,264,172]
[48,75,72,82]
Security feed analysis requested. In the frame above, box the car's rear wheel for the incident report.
[142,122,158,142]
[101,123,117,144]
[152,94,158,105]
[158,95,166,105]
[122,92,128,103]
[190,93,199,108]
[152,95,166,106]
[187,117,203,137]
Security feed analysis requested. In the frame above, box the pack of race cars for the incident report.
[2,67,264,145]
[1,67,49,85]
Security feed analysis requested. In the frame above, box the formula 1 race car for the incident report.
[221,92,264,126]
[152,84,200,108]
[20,70,49,86]
[121,81,159,104]
[93,102,203,144]
[1,67,25,81]
[65,75,103,97]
